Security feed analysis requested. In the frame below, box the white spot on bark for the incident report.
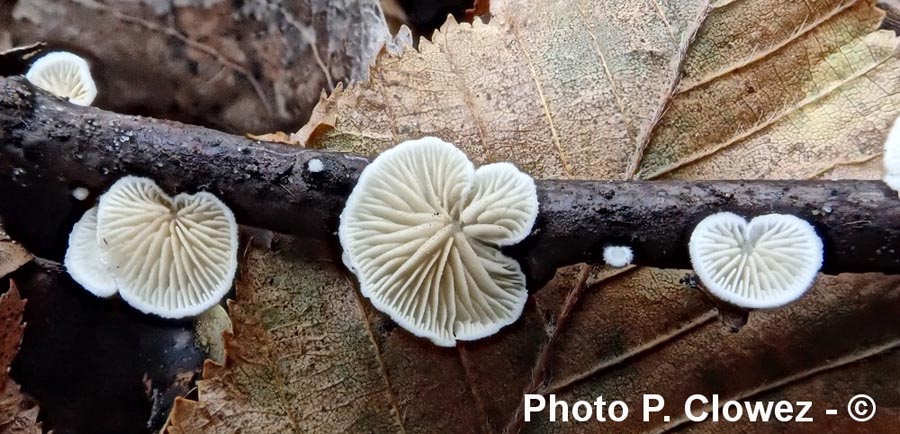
[308,158,324,173]
[72,187,90,201]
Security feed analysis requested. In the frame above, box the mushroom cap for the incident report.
[883,117,900,193]
[64,206,117,297]
[689,212,823,309]
[602,245,633,268]
[96,176,238,319]
[25,51,97,106]
[339,137,538,346]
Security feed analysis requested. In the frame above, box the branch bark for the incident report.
[1,76,898,287]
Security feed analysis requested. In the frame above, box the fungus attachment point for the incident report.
[883,117,900,194]
[340,137,538,347]
[97,177,239,318]
[25,51,97,106]
[65,207,117,297]
[689,212,823,309]
[603,245,633,268]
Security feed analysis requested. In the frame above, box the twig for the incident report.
[1,76,899,287]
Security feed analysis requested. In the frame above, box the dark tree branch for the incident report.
[1,76,899,288]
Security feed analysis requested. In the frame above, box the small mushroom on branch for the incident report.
[64,176,239,319]
[602,245,634,268]
[688,212,824,309]
[25,51,97,106]
[339,137,538,346]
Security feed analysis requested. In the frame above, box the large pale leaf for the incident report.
[640,1,899,179]
[169,0,900,432]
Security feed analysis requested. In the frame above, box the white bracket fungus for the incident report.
[25,51,97,106]
[339,137,538,347]
[883,116,900,194]
[64,176,239,319]
[602,245,633,268]
[688,212,823,309]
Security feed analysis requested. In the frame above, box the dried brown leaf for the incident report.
[0,227,31,280]
[0,282,41,434]
[0,283,26,388]
[640,1,900,179]
[672,347,900,433]
[527,273,900,433]
[166,240,405,433]
[246,131,301,146]
[464,0,491,21]
[299,0,711,180]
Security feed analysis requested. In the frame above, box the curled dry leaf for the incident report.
[464,0,491,21]
[192,305,232,365]
[0,282,41,434]
[245,131,300,146]
[0,225,31,280]
[170,0,900,432]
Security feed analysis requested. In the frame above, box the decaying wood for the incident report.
[1,76,899,287]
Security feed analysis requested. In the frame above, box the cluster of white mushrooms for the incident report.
[338,117,900,348]
[337,136,843,345]
[19,47,855,343]
[25,51,97,106]
[37,52,900,340]
[30,52,242,321]
[14,45,900,344]
[65,177,238,319]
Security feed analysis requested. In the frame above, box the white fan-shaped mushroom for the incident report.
[883,117,900,193]
[339,137,538,347]
[689,212,823,309]
[25,52,97,106]
[64,206,117,297]
[96,176,238,318]
[603,245,633,268]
